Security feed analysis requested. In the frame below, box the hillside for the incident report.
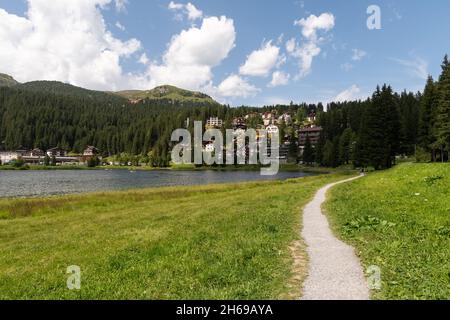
[17,81,127,103]
[115,85,219,105]
[0,73,19,87]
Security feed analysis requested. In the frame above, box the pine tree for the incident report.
[418,76,438,160]
[338,128,354,164]
[433,55,450,161]
[356,87,384,169]
[302,136,314,165]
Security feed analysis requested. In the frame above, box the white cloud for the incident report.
[168,2,203,21]
[0,0,142,91]
[268,71,290,87]
[115,21,125,31]
[168,1,183,10]
[294,13,335,40]
[352,49,367,61]
[185,3,203,21]
[139,16,236,91]
[239,41,280,77]
[289,13,335,77]
[286,38,297,54]
[216,74,260,98]
[138,53,149,65]
[114,0,128,12]
[289,41,322,77]
[391,56,428,80]
[333,85,361,102]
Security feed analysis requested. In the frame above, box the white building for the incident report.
[0,152,19,164]
[206,117,223,128]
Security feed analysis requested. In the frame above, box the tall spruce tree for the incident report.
[418,76,438,160]
[433,55,450,161]
[302,136,314,165]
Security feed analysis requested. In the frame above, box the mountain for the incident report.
[0,73,19,87]
[0,73,219,106]
[115,85,219,105]
[17,81,126,103]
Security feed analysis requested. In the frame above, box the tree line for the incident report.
[309,55,450,169]
[0,55,449,169]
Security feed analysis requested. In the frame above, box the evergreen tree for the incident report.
[302,136,314,165]
[418,76,438,160]
[338,128,354,164]
[433,55,450,161]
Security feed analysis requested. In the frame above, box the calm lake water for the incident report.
[0,169,314,198]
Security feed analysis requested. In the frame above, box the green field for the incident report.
[326,163,450,300]
[0,173,351,300]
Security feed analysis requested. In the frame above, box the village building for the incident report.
[262,112,276,127]
[0,151,19,164]
[232,117,247,130]
[30,148,45,157]
[205,117,223,129]
[298,126,323,152]
[16,146,30,157]
[46,147,67,157]
[83,146,99,157]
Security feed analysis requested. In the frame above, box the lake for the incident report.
[0,169,314,198]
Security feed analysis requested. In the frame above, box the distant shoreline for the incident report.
[0,164,345,174]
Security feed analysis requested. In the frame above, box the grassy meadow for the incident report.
[326,163,450,300]
[0,173,351,300]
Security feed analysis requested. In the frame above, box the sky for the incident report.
[0,0,449,106]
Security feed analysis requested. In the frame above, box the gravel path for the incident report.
[302,175,370,300]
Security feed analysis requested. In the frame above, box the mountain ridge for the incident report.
[0,73,20,87]
[0,73,219,105]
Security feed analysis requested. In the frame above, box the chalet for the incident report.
[0,151,19,164]
[16,146,30,157]
[30,148,45,157]
[262,112,276,127]
[232,117,247,130]
[205,117,223,129]
[299,126,323,146]
[83,146,99,157]
[307,113,317,123]
[47,147,67,157]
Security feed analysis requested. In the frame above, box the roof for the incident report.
[299,126,323,133]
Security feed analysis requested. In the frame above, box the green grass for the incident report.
[0,173,352,300]
[325,163,450,300]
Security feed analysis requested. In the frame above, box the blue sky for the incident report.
[1,0,449,106]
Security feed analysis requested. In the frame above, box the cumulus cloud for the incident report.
[352,49,367,61]
[268,71,290,87]
[168,1,203,21]
[288,13,335,77]
[215,74,260,98]
[0,0,142,90]
[239,41,280,77]
[0,1,248,101]
[294,13,335,40]
[139,16,236,91]
[333,85,361,102]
